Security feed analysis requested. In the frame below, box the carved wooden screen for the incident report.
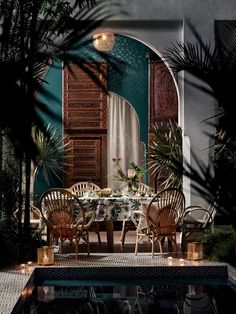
[148,55,178,190]
[63,63,107,188]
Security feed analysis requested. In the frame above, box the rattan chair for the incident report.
[68,181,101,245]
[120,182,150,251]
[34,188,94,259]
[69,181,100,196]
[135,187,185,257]
[181,201,217,251]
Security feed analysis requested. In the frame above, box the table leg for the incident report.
[106,220,114,252]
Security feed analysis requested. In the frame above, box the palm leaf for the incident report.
[33,124,72,185]
[148,120,183,189]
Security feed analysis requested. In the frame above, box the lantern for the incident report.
[187,242,203,260]
[37,246,54,265]
[93,33,115,51]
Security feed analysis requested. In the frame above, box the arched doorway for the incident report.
[62,33,179,189]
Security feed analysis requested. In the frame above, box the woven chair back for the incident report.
[69,181,100,196]
[146,187,185,235]
[39,188,85,231]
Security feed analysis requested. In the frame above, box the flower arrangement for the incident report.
[113,162,145,192]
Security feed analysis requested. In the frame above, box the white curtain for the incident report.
[107,92,145,189]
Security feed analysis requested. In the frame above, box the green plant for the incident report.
[202,229,235,263]
[165,21,236,254]
[148,120,183,189]
[113,162,145,191]
[33,123,71,181]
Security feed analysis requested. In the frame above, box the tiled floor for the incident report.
[1,231,236,314]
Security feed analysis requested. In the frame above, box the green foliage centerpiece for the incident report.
[113,162,145,193]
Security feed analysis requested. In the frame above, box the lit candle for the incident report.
[27,261,33,271]
[21,288,28,298]
[43,286,49,295]
[43,253,49,265]
[179,258,185,266]
[167,256,173,265]
[20,263,26,270]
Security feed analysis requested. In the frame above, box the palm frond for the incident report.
[33,124,72,185]
[148,120,183,188]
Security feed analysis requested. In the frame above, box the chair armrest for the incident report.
[130,210,146,219]
[183,206,214,228]
[75,210,95,229]
[130,210,147,229]
[184,206,208,216]
[30,205,41,219]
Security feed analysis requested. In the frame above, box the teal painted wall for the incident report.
[35,34,152,196]
[74,34,150,143]
[34,61,63,198]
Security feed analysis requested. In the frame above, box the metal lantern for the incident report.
[37,246,54,265]
[187,242,203,260]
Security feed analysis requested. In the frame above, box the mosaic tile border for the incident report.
[35,265,228,282]
[1,253,236,314]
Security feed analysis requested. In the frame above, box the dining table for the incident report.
[77,194,153,252]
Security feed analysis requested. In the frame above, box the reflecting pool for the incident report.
[18,279,236,313]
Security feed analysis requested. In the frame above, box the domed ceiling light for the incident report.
[93,32,115,51]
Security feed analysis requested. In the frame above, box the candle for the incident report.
[27,261,33,271]
[20,264,26,270]
[179,258,185,266]
[43,253,49,265]
[167,256,173,265]
[43,286,49,295]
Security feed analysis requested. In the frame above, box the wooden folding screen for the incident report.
[63,63,108,188]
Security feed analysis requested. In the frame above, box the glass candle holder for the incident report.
[179,258,185,266]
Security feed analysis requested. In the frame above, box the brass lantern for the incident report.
[187,242,203,260]
[93,32,115,51]
[37,246,55,265]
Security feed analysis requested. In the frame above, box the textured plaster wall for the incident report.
[101,0,236,205]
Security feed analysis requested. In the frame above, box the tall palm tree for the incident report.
[0,0,119,242]
[165,21,236,232]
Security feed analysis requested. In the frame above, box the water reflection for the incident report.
[22,281,236,314]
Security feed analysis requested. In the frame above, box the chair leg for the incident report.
[82,233,90,256]
[158,238,163,254]
[75,238,78,260]
[94,222,101,246]
[135,234,139,255]
[181,232,187,252]
[135,234,143,255]
[87,233,90,256]
[120,220,126,241]
[151,237,155,258]
[120,221,127,252]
